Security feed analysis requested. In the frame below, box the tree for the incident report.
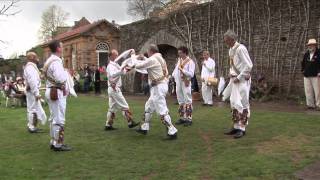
[0,0,21,48]
[38,5,69,42]
[127,0,170,19]
[0,0,20,17]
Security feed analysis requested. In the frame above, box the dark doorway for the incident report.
[158,44,178,75]
[98,52,108,67]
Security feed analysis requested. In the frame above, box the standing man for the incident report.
[301,39,320,110]
[43,40,71,151]
[83,64,92,93]
[172,46,195,126]
[201,50,216,106]
[105,49,139,130]
[23,52,47,133]
[129,44,178,140]
[93,66,101,94]
[222,30,253,139]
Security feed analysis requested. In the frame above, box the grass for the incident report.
[0,94,319,179]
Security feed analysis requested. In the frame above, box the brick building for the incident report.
[39,17,120,70]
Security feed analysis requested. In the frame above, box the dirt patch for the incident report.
[295,161,320,180]
[256,134,312,164]
[142,172,158,180]
[198,129,214,180]
[177,145,187,172]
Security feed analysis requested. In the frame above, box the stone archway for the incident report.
[139,30,185,54]
[126,30,201,93]
[158,44,178,75]
[138,30,200,74]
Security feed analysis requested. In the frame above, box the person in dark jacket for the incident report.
[83,65,92,93]
[93,66,101,94]
[301,39,320,110]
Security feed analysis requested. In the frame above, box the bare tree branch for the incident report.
[0,0,21,17]
[127,0,170,19]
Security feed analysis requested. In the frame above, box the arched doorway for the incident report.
[158,44,178,75]
[96,42,109,67]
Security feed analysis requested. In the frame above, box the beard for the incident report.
[308,48,315,53]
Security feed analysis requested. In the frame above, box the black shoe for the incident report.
[184,120,192,127]
[202,103,208,106]
[105,126,117,131]
[136,128,148,135]
[234,130,246,139]
[307,106,316,110]
[224,128,238,135]
[28,128,41,133]
[50,144,54,149]
[165,133,177,140]
[128,121,140,128]
[175,119,186,125]
[52,144,72,151]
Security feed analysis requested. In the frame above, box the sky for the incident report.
[0,0,134,59]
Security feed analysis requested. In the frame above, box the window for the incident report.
[96,42,109,52]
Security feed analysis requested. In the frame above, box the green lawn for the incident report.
[0,95,319,179]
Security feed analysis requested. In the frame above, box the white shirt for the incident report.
[44,54,68,88]
[134,53,167,83]
[172,56,195,82]
[201,57,215,79]
[107,61,123,87]
[23,62,41,96]
[310,52,315,61]
[229,42,253,81]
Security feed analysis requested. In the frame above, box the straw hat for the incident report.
[307,39,318,46]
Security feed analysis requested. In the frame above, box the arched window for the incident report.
[96,42,109,52]
[96,42,109,67]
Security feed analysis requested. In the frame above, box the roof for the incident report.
[41,19,120,47]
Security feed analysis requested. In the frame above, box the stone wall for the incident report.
[120,0,320,96]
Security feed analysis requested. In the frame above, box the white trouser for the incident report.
[304,77,320,108]
[26,91,46,130]
[176,79,192,105]
[229,78,251,131]
[176,79,193,120]
[140,82,178,135]
[107,87,129,112]
[106,87,132,126]
[45,88,67,147]
[201,82,213,105]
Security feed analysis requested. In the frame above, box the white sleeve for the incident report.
[237,47,253,81]
[25,67,40,96]
[182,61,195,78]
[135,59,154,69]
[108,65,123,79]
[205,59,215,72]
[51,61,67,84]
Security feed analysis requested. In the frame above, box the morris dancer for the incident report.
[44,40,71,151]
[222,30,253,139]
[105,49,139,130]
[23,52,47,133]
[172,46,195,126]
[128,44,178,140]
[201,50,216,106]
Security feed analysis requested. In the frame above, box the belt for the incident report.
[150,76,166,87]
[49,86,65,90]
